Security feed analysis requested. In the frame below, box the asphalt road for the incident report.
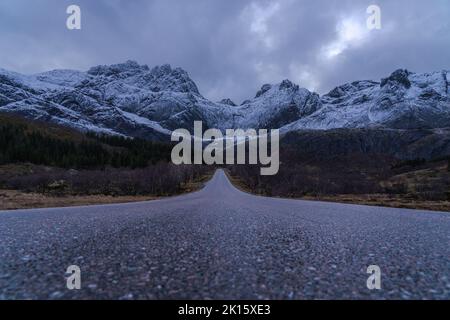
[0,169,449,299]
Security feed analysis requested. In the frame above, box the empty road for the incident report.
[0,170,449,299]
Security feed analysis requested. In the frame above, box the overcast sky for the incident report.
[0,0,449,103]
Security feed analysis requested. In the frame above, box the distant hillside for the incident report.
[0,113,172,169]
[281,127,450,161]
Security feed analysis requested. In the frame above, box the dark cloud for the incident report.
[0,0,448,103]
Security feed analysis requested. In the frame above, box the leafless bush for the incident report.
[3,163,210,196]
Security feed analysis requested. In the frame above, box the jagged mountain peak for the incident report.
[325,80,379,99]
[218,98,237,106]
[149,64,181,76]
[283,67,450,132]
[255,79,301,99]
[255,84,272,98]
[142,64,200,94]
[380,69,412,89]
[87,60,149,77]
[1,63,449,141]
[279,79,299,91]
[84,61,200,94]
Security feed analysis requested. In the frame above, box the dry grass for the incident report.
[179,172,214,193]
[0,189,157,210]
[224,170,253,193]
[0,172,214,211]
[226,170,450,212]
[300,194,450,212]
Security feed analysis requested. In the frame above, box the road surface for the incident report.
[0,170,449,299]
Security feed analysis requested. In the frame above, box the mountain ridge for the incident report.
[1,61,449,142]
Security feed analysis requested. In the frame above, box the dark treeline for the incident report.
[228,145,450,201]
[86,132,173,167]
[0,120,172,169]
[3,164,209,197]
[0,114,212,197]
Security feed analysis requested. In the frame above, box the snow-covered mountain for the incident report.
[0,61,449,141]
[282,69,450,133]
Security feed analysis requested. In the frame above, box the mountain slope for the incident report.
[0,62,449,142]
[282,69,450,131]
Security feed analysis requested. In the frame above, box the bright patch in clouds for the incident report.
[323,18,369,59]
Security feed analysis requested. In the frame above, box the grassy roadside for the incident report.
[0,171,213,211]
[223,170,254,194]
[0,190,157,210]
[179,172,214,193]
[225,169,450,212]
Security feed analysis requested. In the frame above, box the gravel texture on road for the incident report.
[0,170,449,299]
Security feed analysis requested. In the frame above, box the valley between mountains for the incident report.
[0,61,449,211]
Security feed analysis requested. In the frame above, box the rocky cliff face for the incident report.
[0,62,449,147]
[282,69,450,132]
[0,61,323,137]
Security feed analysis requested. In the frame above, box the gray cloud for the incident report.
[0,0,448,103]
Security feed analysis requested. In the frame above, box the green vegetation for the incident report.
[0,114,172,169]
[0,113,211,201]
